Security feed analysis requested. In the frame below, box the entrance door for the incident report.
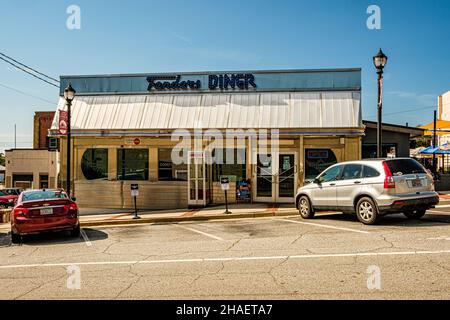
[254,152,297,203]
[188,151,207,207]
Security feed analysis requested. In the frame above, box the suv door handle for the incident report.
[329,183,336,186]
[354,181,362,184]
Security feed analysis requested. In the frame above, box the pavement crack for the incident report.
[113,264,143,299]
[379,234,395,250]
[101,240,120,255]
[266,257,289,294]
[290,231,311,245]
[226,238,243,251]
[13,271,67,300]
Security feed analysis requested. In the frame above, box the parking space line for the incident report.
[80,228,92,247]
[434,204,450,209]
[2,249,450,270]
[275,218,370,234]
[173,224,224,241]
[427,210,450,214]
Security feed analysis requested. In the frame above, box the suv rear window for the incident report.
[363,166,380,178]
[385,159,426,176]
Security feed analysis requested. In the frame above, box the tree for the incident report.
[0,152,4,166]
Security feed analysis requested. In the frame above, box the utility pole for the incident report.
[433,110,437,174]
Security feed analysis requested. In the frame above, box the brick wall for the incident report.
[33,112,55,149]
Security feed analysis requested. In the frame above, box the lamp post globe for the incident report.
[373,48,388,74]
[64,83,76,102]
[64,83,76,197]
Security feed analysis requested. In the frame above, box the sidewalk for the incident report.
[79,204,299,227]
[438,192,450,200]
[0,204,299,231]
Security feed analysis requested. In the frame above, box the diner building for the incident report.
[49,68,363,209]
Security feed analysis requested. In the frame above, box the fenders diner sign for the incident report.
[146,74,257,92]
[59,69,362,96]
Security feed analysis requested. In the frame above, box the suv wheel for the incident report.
[356,197,379,225]
[403,209,426,220]
[298,196,315,219]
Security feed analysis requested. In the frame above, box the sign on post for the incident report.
[130,184,140,219]
[220,177,231,214]
[131,184,139,197]
[220,177,230,191]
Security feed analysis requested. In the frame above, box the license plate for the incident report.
[40,208,53,215]
[411,179,422,187]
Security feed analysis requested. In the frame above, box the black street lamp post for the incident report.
[373,48,388,158]
[64,83,76,197]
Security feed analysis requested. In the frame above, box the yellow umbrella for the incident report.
[419,120,450,136]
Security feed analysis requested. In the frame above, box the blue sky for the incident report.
[0,0,449,152]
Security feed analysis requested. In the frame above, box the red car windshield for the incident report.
[22,191,68,202]
[0,190,8,197]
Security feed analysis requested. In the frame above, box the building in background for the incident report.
[4,111,59,189]
[362,120,424,158]
[0,165,5,187]
[437,91,450,145]
[33,111,59,149]
[49,68,363,210]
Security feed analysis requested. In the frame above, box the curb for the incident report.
[0,209,11,224]
[80,210,299,227]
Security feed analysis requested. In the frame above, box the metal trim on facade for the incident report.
[50,91,362,133]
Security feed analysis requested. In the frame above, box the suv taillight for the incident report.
[382,161,396,189]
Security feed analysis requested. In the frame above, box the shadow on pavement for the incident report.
[0,231,10,247]
[313,212,450,227]
[10,228,108,246]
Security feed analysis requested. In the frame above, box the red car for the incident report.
[10,189,80,243]
[0,189,18,209]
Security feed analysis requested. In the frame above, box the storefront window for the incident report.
[158,148,188,181]
[212,149,246,182]
[81,149,108,180]
[362,144,397,159]
[117,149,149,181]
[304,149,338,182]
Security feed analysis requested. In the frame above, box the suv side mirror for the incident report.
[313,178,321,184]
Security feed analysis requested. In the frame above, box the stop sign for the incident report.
[133,138,141,145]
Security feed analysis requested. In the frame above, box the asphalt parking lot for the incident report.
[0,208,449,300]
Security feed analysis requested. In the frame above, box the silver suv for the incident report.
[295,158,439,225]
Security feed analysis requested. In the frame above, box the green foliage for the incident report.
[0,153,4,166]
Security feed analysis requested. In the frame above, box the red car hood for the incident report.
[0,195,17,202]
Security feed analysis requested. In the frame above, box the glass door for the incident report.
[254,152,297,203]
[188,151,206,207]
[276,153,297,203]
[255,154,274,202]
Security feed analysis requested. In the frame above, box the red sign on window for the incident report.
[133,138,141,146]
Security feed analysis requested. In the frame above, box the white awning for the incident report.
[51,92,361,131]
